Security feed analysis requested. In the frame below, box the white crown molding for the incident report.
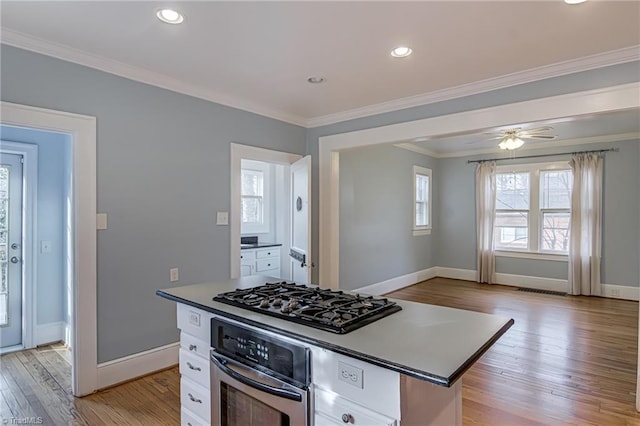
[3,27,638,129]
[307,46,640,128]
[393,142,439,158]
[0,28,308,127]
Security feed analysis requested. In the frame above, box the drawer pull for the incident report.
[342,413,354,424]
[188,393,202,404]
[186,362,201,371]
[189,344,197,351]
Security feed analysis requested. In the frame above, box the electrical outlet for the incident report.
[338,361,363,389]
[188,310,200,327]
[170,268,179,282]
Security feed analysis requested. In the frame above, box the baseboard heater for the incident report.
[517,288,567,296]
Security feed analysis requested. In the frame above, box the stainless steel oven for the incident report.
[210,318,311,426]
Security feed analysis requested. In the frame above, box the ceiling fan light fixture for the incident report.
[564,0,587,4]
[391,46,412,58]
[156,8,184,24]
[498,137,525,150]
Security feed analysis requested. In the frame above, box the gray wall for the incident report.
[339,145,437,290]
[0,125,71,326]
[1,46,307,362]
[307,60,640,287]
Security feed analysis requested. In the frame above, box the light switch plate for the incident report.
[216,211,229,225]
[96,213,108,230]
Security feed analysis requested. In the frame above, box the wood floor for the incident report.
[1,278,638,425]
[389,278,640,426]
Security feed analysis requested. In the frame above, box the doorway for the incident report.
[0,101,97,397]
[0,128,72,356]
[230,144,311,283]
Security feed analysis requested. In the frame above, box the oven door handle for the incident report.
[211,352,303,402]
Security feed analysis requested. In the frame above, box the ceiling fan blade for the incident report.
[525,135,557,140]
[524,126,554,134]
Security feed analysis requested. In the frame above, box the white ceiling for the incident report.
[1,1,639,130]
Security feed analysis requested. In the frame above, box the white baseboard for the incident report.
[601,283,639,301]
[495,272,568,293]
[433,267,477,282]
[353,267,437,295]
[97,342,179,389]
[354,266,639,301]
[36,321,67,346]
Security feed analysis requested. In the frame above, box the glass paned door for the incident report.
[0,153,23,349]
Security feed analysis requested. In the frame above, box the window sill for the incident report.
[495,250,567,262]
[413,228,431,236]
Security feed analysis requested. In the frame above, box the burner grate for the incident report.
[214,281,402,334]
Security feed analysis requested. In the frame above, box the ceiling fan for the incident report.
[484,126,557,150]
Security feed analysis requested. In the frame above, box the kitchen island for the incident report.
[157,275,513,425]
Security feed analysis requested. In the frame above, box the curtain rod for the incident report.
[467,148,619,164]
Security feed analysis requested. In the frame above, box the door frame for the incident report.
[318,82,640,290]
[230,143,302,279]
[0,141,37,351]
[0,101,97,397]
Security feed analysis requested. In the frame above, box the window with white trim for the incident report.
[241,159,271,234]
[413,165,432,235]
[495,162,572,254]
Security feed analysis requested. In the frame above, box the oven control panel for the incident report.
[211,317,310,386]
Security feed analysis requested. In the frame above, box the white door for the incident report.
[290,156,311,284]
[0,153,23,349]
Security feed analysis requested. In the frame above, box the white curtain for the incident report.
[476,162,496,284]
[568,153,603,296]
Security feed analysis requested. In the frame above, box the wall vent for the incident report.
[517,288,567,296]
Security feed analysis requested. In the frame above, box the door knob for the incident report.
[10,256,21,264]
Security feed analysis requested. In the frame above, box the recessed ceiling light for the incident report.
[564,0,587,4]
[391,46,412,58]
[307,76,326,84]
[156,8,184,24]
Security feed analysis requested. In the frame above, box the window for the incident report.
[413,165,432,235]
[494,162,572,255]
[241,159,271,234]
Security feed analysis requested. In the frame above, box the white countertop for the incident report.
[157,275,513,387]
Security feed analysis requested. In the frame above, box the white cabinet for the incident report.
[177,304,213,426]
[315,388,397,426]
[240,246,281,278]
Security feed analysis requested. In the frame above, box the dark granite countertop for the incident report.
[240,242,282,250]
[156,275,513,387]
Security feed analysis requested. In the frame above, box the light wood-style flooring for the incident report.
[1,278,638,425]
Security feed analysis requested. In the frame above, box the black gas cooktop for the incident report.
[213,281,402,334]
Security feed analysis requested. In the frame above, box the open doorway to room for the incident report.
[0,101,97,397]
[0,126,71,357]
[230,144,312,284]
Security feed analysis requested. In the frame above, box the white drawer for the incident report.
[256,247,279,259]
[256,258,278,272]
[240,250,255,261]
[177,304,212,342]
[180,348,210,389]
[180,332,209,360]
[181,377,210,423]
[315,388,396,426]
[181,407,208,426]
